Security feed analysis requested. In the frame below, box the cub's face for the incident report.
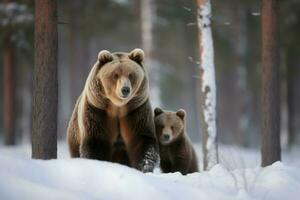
[154,108,186,145]
[97,49,145,107]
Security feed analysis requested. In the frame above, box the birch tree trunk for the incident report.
[32,0,58,159]
[196,0,218,170]
[261,0,281,167]
[140,0,160,106]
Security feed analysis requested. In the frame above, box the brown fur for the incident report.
[67,49,159,172]
[154,108,199,175]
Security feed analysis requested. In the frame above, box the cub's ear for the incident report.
[176,109,186,120]
[98,50,113,65]
[129,48,144,63]
[154,107,164,117]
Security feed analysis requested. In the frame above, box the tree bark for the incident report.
[3,0,16,145]
[3,30,16,145]
[32,0,58,159]
[196,0,218,170]
[261,0,281,167]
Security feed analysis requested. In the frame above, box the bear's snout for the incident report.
[115,76,133,101]
[163,134,170,141]
[121,86,130,97]
[161,131,172,144]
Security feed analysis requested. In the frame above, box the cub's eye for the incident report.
[128,73,134,80]
[171,126,174,130]
[113,74,118,80]
[157,125,163,130]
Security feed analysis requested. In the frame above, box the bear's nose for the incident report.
[121,86,130,97]
[163,134,170,141]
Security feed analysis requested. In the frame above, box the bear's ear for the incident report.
[154,107,164,117]
[98,50,113,65]
[129,48,144,63]
[176,109,186,120]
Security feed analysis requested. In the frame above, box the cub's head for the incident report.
[96,48,146,107]
[154,108,186,145]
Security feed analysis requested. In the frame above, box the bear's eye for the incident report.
[128,73,134,80]
[157,125,163,130]
[170,126,174,130]
[113,73,119,81]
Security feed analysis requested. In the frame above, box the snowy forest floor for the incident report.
[0,142,300,200]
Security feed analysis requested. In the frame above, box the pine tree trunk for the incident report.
[261,0,281,167]
[3,0,15,145]
[32,0,58,159]
[3,30,16,145]
[196,0,218,170]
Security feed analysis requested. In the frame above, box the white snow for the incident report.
[197,0,218,169]
[1,143,300,200]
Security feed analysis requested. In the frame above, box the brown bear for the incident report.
[67,49,159,172]
[154,108,199,175]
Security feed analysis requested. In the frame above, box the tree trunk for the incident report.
[3,0,16,145]
[3,30,16,145]
[32,0,58,159]
[287,49,300,146]
[140,0,160,106]
[261,0,281,167]
[196,0,218,170]
[233,4,251,147]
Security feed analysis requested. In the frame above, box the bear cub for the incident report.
[154,108,199,175]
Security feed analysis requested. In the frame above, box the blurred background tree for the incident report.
[0,0,299,149]
[0,0,33,145]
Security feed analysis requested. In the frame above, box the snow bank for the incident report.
[0,150,300,200]
[0,143,300,200]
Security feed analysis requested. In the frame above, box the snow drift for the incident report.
[0,151,300,200]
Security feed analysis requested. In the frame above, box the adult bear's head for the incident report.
[83,49,148,108]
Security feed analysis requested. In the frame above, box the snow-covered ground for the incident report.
[0,142,300,200]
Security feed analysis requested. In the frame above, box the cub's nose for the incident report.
[163,134,170,141]
[121,86,130,97]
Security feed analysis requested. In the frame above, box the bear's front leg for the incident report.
[128,136,159,172]
[125,100,159,172]
[80,137,111,160]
